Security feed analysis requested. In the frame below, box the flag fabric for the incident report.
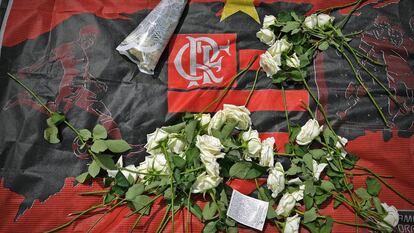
[0,0,413,232]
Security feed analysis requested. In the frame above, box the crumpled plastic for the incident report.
[116,0,187,74]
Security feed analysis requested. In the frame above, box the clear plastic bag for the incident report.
[116,0,187,75]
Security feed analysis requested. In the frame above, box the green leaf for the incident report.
[105,139,131,153]
[281,21,300,32]
[272,74,287,84]
[104,193,115,204]
[221,121,238,139]
[131,195,152,215]
[94,154,116,170]
[88,160,100,178]
[227,227,238,233]
[315,193,330,205]
[93,124,107,140]
[186,147,200,164]
[304,222,320,233]
[266,205,277,219]
[112,185,126,196]
[202,202,218,221]
[229,162,250,178]
[79,129,92,141]
[309,149,326,160]
[162,122,186,134]
[355,188,371,200]
[288,70,304,82]
[75,172,89,183]
[303,153,314,172]
[144,181,160,192]
[163,187,173,200]
[50,112,65,125]
[202,221,217,233]
[290,11,300,21]
[373,196,384,215]
[229,162,266,179]
[299,54,311,68]
[321,180,335,192]
[125,184,145,201]
[277,12,292,22]
[333,193,344,209]
[320,216,333,233]
[322,128,336,146]
[305,180,316,196]
[44,126,60,144]
[91,139,108,153]
[289,125,301,142]
[286,164,301,176]
[304,207,317,223]
[185,120,198,144]
[115,171,130,188]
[366,177,381,196]
[304,194,314,210]
[189,202,203,220]
[172,155,186,168]
[291,28,300,35]
[220,189,228,206]
[318,41,330,51]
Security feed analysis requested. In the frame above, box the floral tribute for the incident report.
[4,2,413,233]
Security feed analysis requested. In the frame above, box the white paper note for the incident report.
[227,189,269,231]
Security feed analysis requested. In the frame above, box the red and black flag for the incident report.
[0,0,413,232]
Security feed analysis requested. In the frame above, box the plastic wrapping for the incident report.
[116,0,187,74]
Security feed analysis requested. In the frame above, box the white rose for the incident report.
[335,135,348,149]
[191,172,222,193]
[317,13,334,28]
[196,135,225,158]
[292,185,305,201]
[260,137,275,167]
[288,177,302,185]
[286,53,300,68]
[242,128,262,159]
[145,128,169,153]
[267,162,285,198]
[284,214,301,233]
[296,119,323,145]
[312,160,327,181]
[336,135,348,159]
[137,153,169,179]
[223,104,251,130]
[196,113,211,127]
[208,111,226,135]
[276,192,296,216]
[123,164,139,182]
[263,15,277,29]
[256,28,276,46]
[303,14,318,29]
[204,160,220,177]
[167,136,186,154]
[107,157,139,182]
[268,39,292,56]
[260,51,281,77]
[379,203,399,232]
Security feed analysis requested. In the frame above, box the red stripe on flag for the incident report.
[259,132,289,152]
[239,49,264,71]
[168,89,308,112]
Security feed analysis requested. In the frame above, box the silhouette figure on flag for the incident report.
[4,26,124,157]
[336,15,414,132]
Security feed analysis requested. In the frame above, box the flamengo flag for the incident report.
[0,0,413,232]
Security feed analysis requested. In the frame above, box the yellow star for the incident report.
[220,0,260,24]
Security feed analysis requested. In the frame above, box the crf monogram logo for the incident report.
[174,36,230,87]
[169,34,236,89]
